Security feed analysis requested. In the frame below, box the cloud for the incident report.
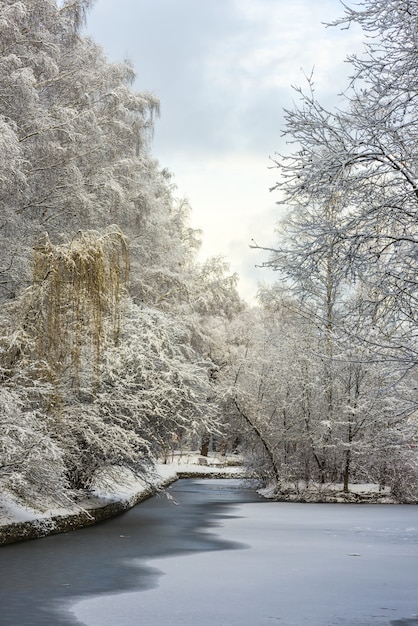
[86,0,364,302]
[88,0,361,157]
[165,152,284,302]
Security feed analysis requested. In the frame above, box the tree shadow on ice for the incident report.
[0,479,258,626]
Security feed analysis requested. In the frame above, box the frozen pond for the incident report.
[1,479,418,625]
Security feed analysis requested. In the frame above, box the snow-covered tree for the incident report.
[268,1,418,368]
[0,0,251,508]
[0,0,159,303]
[222,289,415,497]
[251,0,418,499]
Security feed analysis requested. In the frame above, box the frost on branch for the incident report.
[251,0,418,501]
[97,305,220,456]
[0,388,67,508]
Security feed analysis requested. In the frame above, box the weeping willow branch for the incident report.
[30,226,129,389]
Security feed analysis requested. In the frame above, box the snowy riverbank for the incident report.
[0,454,247,545]
[260,481,398,504]
[0,452,402,545]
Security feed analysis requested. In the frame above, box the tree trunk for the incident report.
[200,437,209,457]
[343,421,353,493]
[234,397,281,487]
[343,448,351,493]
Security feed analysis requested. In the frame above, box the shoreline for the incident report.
[0,461,248,546]
[0,457,406,546]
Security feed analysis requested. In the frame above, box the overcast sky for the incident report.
[85,0,363,303]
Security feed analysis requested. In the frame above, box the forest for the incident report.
[0,0,418,514]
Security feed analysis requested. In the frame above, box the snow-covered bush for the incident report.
[0,388,67,508]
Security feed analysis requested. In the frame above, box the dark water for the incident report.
[0,479,262,625]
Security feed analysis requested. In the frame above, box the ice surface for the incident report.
[72,496,418,626]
